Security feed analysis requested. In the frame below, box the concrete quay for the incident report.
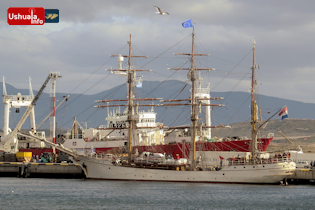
[0,162,84,178]
[288,169,315,184]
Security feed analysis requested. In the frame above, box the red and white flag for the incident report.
[279,107,288,121]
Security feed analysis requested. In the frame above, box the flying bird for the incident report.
[154,5,169,15]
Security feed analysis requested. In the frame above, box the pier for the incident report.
[288,169,315,184]
[0,162,84,178]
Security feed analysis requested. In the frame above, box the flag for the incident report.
[279,107,288,121]
[136,82,142,88]
[219,156,224,160]
[182,19,193,28]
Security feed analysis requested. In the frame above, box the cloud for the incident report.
[1,0,315,105]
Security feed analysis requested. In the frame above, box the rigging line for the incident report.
[212,48,252,91]
[35,95,67,123]
[60,81,126,128]
[97,78,126,101]
[145,58,191,99]
[214,70,259,126]
[169,107,188,126]
[151,57,190,78]
[210,67,252,120]
[138,34,191,69]
[210,69,250,130]
[56,72,112,115]
[196,37,250,69]
[174,83,188,99]
[57,101,67,130]
[143,70,179,98]
[171,108,191,126]
[132,44,149,60]
[222,68,252,100]
[57,74,117,128]
[221,94,252,126]
[67,58,114,94]
[67,44,127,94]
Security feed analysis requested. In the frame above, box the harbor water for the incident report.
[0,178,314,210]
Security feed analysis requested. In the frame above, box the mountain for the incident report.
[1,80,315,133]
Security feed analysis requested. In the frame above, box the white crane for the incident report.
[0,72,56,153]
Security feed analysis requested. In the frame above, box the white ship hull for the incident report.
[74,157,296,184]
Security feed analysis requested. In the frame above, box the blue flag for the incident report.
[182,19,193,28]
[136,82,142,88]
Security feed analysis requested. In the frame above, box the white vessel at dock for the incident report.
[73,27,296,184]
[76,154,295,183]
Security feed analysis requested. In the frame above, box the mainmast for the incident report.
[190,27,198,169]
[168,27,219,169]
[250,40,258,158]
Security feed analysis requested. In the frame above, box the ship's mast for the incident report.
[190,27,198,169]
[168,27,221,169]
[250,40,258,158]
[96,35,155,165]
[127,34,134,165]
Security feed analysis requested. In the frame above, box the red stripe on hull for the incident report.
[95,137,273,159]
[16,138,273,159]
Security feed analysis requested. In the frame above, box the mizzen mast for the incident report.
[250,40,258,158]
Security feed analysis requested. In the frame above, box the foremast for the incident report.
[96,35,160,165]
[127,35,134,165]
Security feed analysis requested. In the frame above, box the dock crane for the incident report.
[0,72,57,153]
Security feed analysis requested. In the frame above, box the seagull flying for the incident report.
[154,5,169,15]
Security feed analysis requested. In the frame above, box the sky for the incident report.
[1,0,315,104]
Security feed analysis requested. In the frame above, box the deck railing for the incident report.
[228,157,292,166]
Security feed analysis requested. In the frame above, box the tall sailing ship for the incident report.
[72,28,296,184]
[60,38,274,157]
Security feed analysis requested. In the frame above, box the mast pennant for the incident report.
[182,19,193,28]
